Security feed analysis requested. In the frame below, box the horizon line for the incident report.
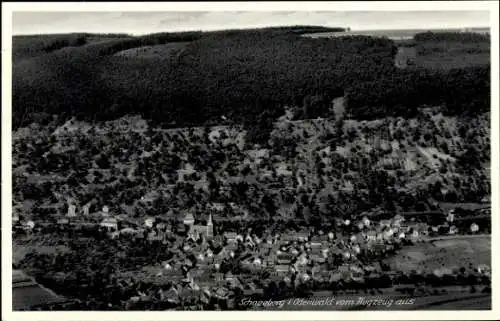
[12,24,491,37]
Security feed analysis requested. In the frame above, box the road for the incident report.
[424,233,490,242]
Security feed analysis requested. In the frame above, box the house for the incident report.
[311,235,329,242]
[310,254,325,263]
[225,272,236,281]
[101,206,110,216]
[57,218,69,225]
[310,241,322,249]
[448,225,458,235]
[380,220,391,228]
[67,204,77,218]
[383,228,395,240]
[224,232,238,242]
[208,202,225,212]
[275,265,290,275]
[366,231,377,242]
[120,227,138,236]
[264,256,276,267]
[100,218,118,231]
[183,212,195,226]
[144,217,155,228]
[24,220,35,230]
[391,215,404,228]
[147,231,162,241]
[82,203,90,216]
[276,258,292,266]
[446,210,455,223]
[212,287,230,300]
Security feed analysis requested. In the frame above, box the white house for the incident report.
[102,206,110,217]
[447,210,455,223]
[25,220,35,230]
[366,231,377,242]
[383,228,394,240]
[67,204,77,217]
[82,203,90,216]
[144,217,155,228]
[183,212,195,226]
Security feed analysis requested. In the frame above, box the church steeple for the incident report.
[207,213,213,239]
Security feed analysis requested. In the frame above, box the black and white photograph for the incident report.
[2,1,499,319]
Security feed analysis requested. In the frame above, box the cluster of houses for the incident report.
[13,196,491,309]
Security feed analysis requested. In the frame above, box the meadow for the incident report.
[384,235,491,273]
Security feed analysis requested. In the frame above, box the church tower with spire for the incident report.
[207,213,214,239]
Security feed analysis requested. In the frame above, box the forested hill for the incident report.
[12,27,490,133]
[12,27,491,223]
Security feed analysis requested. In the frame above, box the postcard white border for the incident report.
[2,1,499,320]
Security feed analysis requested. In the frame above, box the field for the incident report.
[415,41,490,70]
[114,42,189,59]
[12,269,66,310]
[384,235,491,273]
[305,28,490,70]
[13,243,71,265]
[303,27,490,40]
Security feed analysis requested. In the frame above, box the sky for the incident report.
[12,11,490,36]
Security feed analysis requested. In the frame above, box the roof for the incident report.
[184,212,195,222]
[275,265,290,271]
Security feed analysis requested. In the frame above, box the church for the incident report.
[183,212,214,241]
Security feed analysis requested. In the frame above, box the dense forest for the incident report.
[12,28,490,132]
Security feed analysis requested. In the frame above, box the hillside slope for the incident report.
[12,106,489,224]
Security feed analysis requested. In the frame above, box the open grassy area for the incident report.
[414,40,490,70]
[13,243,71,265]
[114,42,190,59]
[384,235,490,273]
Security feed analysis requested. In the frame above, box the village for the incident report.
[13,194,491,310]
